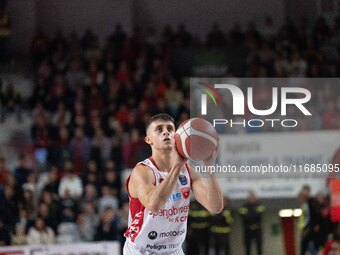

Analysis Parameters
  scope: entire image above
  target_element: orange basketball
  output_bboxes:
[175,118,218,161]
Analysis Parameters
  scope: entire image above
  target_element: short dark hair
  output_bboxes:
[302,184,310,191]
[145,113,175,132]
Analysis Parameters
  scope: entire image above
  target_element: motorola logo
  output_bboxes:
[148,231,158,240]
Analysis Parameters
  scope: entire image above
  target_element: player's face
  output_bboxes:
[145,120,176,150]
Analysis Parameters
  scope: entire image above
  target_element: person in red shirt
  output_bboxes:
[324,236,340,255]
[0,157,10,185]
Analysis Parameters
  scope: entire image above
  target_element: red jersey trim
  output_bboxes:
[124,197,145,243]
[148,157,161,171]
[185,163,193,186]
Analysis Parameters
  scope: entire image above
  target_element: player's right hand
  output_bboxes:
[171,146,186,172]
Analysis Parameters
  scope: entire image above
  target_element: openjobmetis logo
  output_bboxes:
[195,83,312,128]
[195,82,223,115]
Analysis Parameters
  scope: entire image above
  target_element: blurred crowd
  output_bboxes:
[187,186,335,255]
[0,12,339,254]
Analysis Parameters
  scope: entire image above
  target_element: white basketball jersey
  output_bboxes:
[124,157,192,254]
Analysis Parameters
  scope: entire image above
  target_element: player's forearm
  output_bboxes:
[145,166,180,212]
[206,174,224,213]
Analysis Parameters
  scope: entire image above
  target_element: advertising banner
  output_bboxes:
[0,242,120,255]
[215,131,340,198]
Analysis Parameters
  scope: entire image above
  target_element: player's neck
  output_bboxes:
[152,150,172,172]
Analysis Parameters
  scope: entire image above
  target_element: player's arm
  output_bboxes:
[189,149,224,213]
[129,162,183,213]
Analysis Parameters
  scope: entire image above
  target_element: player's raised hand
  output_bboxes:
[203,138,219,167]
[171,144,187,172]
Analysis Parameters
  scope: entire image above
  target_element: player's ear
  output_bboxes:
[145,136,153,145]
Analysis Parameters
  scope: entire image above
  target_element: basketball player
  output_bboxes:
[124,113,223,254]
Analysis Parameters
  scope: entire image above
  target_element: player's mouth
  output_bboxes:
[163,137,171,142]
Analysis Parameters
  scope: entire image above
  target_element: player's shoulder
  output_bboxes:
[130,162,155,182]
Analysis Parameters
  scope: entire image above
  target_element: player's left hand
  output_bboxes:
[203,138,219,166]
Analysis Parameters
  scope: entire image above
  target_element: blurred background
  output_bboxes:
[0,0,339,254]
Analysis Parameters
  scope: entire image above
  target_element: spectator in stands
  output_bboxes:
[27,217,55,244]
[31,113,53,148]
[39,190,59,224]
[0,218,10,246]
[94,207,118,241]
[108,23,126,49]
[58,161,83,199]
[14,154,33,187]
[1,185,19,229]
[323,235,340,255]
[52,44,67,72]
[37,202,58,233]
[65,58,85,87]
[122,128,148,168]
[91,127,112,162]
[115,104,130,127]
[31,30,49,66]
[207,23,225,48]
[175,23,192,47]
[6,172,20,201]
[324,223,340,255]
[51,126,72,169]
[239,192,265,255]
[0,157,10,186]
[22,172,38,197]
[298,185,321,255]
[11,223,27,245]
[51,102,71,127]
[42,166,60,197]
[75,212,95,242]
[82,169,99,193]
[15,208,31,234]
[87,87,104,117]
[20,187,37,221]
[187,199,211,255]
[110,126,124,169]
[81,28,97,50]
[288,50,308,77]
[211,196,234,255]
[98,185,119,214]
[59,189,78,223]
[165,79,183,117]
[314,192,330,251]
[81,183,98,205]
[83,159,100,177]
[80,202,99,237]
[100,162,122,200]
[47,74,67,112]
[1,81,22,122]
[70,127,91,173]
